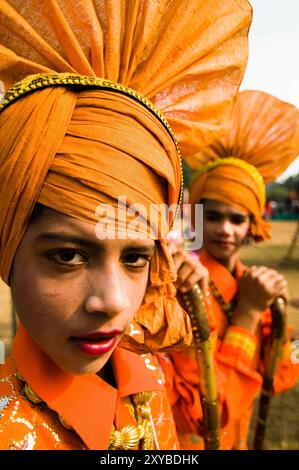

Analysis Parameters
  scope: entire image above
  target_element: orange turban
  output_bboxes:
[189,91,299,241]
[0,1,252,353]
[0,81,188,354]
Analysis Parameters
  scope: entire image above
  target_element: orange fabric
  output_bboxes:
[188,91,299,241]
[0,84,192,354]
[0,0,253,451]
[159,251,299,450]
[0,0,252,158]
[0,87,180,279]
[190,164,271,241]
[0,0,253,355]
[188,91,299,182]
[0,324,179,450]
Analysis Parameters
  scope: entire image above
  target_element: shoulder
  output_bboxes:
[0,357,23,449]
[0,358,83,450]
[0,357,18,404]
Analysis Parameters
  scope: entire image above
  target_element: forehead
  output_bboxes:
[203,199,249,217]
[28,207,156,250]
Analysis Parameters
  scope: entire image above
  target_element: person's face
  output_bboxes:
[202,200,250,264]
[10,208,155,375]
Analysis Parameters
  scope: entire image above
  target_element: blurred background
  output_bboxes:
[242,0,299,225]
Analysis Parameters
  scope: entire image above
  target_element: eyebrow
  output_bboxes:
[204,209,246,218]
[203,210,223,216]
[35,233,98,249]
[124,245,156,254]
[35,232,156,253]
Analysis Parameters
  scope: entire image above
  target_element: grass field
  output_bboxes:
[0,220,298,449]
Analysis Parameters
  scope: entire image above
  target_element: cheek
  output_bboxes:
[202,222,214,241]
[11,263,83,327]
[12,265,42,319]
[125,270,149,318]
[236,224,250,241]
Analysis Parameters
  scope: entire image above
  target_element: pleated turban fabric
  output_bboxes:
[0,0,253,353]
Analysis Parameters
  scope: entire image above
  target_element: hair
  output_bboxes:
[28,203,46,224]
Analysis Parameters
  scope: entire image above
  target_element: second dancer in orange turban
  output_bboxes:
[160,90,299,449]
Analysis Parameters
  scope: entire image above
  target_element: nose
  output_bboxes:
[216,218,233,236]
[84,264,130,317]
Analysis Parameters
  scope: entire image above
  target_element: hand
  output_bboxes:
[232,266,289,333]
[168,243,209,294]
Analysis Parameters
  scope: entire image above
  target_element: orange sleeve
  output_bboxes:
[159,315,299,437]
[272,339,299,393]
[158,326,262,435]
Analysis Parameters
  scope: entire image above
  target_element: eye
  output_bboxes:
[122,253,152,268]
[204,213,221,222]
[47,249,87,266]
[230,215,247,225]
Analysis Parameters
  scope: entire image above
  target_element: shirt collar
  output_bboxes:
[12,324,162,449]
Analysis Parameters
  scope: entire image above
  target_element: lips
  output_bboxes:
[213,240,234,247]
[70,329,122,356]
[76,330,122,340]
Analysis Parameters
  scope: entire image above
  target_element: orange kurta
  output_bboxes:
[159,250,299,449]
[0,325,179,450]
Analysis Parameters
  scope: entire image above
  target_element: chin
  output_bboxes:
[210,248,231,261]
[215,255,230,264]
[65,362,105,376]
[56,354,108,376]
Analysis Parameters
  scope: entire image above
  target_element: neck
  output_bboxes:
[201,249,237,274]
[219,253,237,273]
[97,359,116,388]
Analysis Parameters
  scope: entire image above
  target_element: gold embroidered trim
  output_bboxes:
[190,157,265,208]
[23,384,42,404]
[17,371,154,450]
[223,330,256,359]
[0,373,18,418]
[209,279,236,324]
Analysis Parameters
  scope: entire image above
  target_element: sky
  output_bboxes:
[240,0,299,182]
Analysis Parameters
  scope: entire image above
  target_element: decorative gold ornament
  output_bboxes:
[58,414,73,430]
[224,330,256,359]
[16,370,25,382]
[21,379,73,431]
[23,384,42,404]
[132,391,154,450]
[109,391,155,450]
[19,375,155,450]
[109,424,140,450]
[209,279,235,324]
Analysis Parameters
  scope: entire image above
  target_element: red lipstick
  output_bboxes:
[71,330,122,356]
